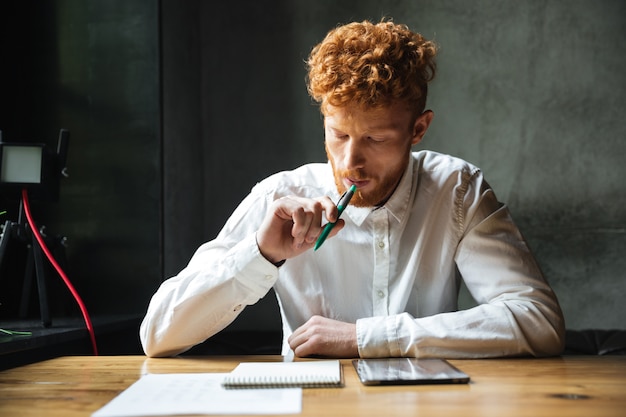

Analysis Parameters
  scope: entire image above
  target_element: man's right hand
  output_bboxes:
[256,195,344,264]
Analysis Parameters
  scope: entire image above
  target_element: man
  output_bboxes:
[140,20,565,359]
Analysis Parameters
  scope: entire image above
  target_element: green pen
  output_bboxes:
[314,184,357,251]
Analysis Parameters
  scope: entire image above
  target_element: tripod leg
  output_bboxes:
[0,221,13,282]
[31,234,52,328]
[19,247,35,318]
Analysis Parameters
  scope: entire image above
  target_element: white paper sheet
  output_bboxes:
[91,373,302,416]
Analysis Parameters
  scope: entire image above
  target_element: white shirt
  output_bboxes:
[140,151,565,358]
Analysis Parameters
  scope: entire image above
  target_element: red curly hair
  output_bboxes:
[307,20,437,115]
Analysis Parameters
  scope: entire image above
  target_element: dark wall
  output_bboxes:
[161,0,300,330]
[0,1,161,318]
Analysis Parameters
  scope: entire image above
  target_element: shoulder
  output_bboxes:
[219,162,334,237]
[251,162,334,199]
[410,151,498,237]
[413,150,480,177]
[411,150,488,203]
[412,150,483,187]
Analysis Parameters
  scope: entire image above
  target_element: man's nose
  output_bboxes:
[344,138,365,169]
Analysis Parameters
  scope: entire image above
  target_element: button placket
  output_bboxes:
[371,209,390,315]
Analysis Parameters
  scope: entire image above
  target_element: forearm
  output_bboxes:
[140,235,278,357]
[356,298,564,359]
[140,277,250,357]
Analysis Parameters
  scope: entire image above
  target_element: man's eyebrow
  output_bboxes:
[364,123,405,133]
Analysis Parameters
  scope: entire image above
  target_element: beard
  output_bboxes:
[326,147,409,208]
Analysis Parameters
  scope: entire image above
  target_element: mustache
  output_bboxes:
[335,169,370,180]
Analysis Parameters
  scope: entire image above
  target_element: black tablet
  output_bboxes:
[352,358,470,386]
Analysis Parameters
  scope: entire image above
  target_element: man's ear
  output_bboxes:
[411,110,434,146]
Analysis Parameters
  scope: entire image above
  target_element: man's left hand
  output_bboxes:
[287,315,359,358]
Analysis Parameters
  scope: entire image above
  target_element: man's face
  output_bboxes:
[324,102,430,207]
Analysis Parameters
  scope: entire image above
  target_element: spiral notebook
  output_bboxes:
[222,360,343,388]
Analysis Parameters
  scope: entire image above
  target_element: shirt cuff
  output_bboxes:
[356,316,399,358]
[223,233,280,298]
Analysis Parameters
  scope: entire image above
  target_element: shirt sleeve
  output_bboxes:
[356,172,565,359]
[140,190,279,358]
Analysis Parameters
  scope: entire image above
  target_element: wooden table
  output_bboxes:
[0,355,624,416]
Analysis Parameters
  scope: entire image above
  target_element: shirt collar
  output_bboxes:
[379,155,414,224]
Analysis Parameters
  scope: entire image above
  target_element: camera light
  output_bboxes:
[0,144,44,184]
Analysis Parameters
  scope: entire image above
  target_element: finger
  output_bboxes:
[289,334,317,358]
[290,206,311,246]
[315,196,339,223]
[326,219,345,239]
[287,327,307,352]
[291,201,325,245]
[292,340,313,358]
[304,205,325,244]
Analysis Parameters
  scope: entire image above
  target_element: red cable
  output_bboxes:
[21,188,98,355]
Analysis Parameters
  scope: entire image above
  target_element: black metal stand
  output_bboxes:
[0,199,65,328]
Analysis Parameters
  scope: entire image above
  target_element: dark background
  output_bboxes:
[1,1,624,348]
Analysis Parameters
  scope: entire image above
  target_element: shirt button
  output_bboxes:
[264,275,273,281]
[378,241,385,249]
[377,290,385,298]
[233,304,243,312]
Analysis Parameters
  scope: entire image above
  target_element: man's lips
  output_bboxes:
[346,178,370,189]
